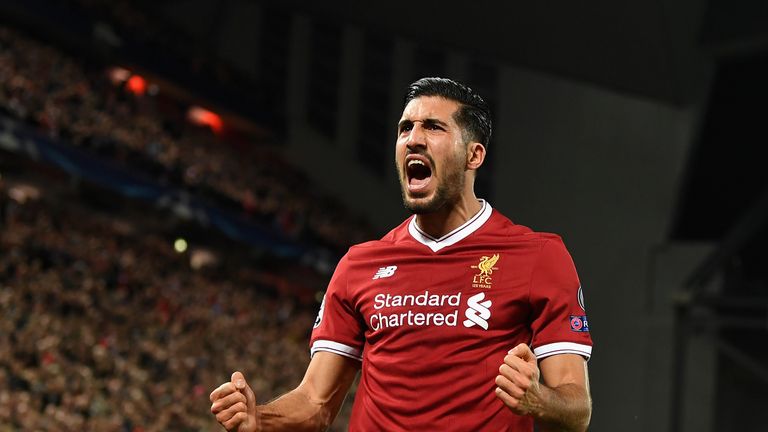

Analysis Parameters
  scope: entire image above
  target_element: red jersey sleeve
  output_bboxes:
[309,253,365,361]
[529,237,593,360]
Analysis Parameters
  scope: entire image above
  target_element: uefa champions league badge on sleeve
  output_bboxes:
[569,315,589,332]
[314,295,326,328]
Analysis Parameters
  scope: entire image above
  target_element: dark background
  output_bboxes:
[1,0,768,430]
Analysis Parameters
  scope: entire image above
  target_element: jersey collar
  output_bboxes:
[408,200,493,252]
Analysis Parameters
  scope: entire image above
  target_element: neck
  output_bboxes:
[415,194,483,238]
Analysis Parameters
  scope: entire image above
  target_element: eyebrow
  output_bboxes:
[398,118,449,131]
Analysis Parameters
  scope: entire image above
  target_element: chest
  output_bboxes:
[348,250,535,342]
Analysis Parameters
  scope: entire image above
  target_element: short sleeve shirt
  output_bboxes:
[311,201,592,431]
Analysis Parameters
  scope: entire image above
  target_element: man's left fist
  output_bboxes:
[494,343,542,416]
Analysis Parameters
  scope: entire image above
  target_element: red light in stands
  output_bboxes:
[127,75,147,95]
[188,106,223,133]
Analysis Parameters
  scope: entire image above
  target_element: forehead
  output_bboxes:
[400,96,461,124]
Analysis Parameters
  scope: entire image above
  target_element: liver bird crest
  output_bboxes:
[477,254,500,276]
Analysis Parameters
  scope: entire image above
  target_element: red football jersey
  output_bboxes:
[310,201,592,431]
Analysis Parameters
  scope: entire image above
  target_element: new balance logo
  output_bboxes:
[463,292,492,330]
[372,266,398,280]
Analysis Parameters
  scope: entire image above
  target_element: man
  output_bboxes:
[210,77,592,431]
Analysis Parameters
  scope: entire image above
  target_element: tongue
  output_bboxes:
[406,160,432,190]
[409,175,430,189]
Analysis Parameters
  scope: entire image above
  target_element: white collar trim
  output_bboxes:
[408,200,493,252]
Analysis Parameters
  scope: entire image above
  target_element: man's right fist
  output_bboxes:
[210,371,259,432]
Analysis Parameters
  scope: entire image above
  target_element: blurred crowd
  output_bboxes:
[0,176,355,431]
[0,10,370,432]
[0,25,375,253]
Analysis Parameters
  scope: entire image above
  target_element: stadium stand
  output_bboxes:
[0,21,361,431]
[0,154,355,431]
[0,25,375,255]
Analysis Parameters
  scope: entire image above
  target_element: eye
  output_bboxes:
[399,122,413,134]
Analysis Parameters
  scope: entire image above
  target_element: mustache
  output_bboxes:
[405,149,435,168]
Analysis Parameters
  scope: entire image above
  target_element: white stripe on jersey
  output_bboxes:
[310,340,363,361]
[534,341,592,361]
[408,200,493,252]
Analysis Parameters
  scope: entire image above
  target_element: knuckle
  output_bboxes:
[226,411,246,428]
[224,413,241,429]
[518,365,531,378]
[517,379,530,391]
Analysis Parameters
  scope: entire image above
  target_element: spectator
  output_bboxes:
[0,173,351,431]
[0,25,375,254]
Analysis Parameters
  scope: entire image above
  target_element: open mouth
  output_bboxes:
[406,157,433,191]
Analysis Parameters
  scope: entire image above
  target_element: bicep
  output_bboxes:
[298,351,360,408]
[539,354,589,392]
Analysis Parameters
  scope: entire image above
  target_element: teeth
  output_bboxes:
[407,160,425,167]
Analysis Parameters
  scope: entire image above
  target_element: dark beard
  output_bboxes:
[399,156,465,215]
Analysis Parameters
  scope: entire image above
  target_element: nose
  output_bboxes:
[405,123,427,150]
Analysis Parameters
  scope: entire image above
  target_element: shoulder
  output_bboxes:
[481,211,577,270]
[487,209,566,246]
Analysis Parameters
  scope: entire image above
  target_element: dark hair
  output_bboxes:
[404,77,492,149]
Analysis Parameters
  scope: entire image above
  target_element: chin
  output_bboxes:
[403,194,443,214]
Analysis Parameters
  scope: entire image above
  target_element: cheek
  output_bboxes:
[394,141,407,160]
[395,138,408,152]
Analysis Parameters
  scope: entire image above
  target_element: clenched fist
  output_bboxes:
[494,343,543,417]
[210,371,259,432]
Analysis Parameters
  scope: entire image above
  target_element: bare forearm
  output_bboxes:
[257,386,343,432]
[255,353,358,432]
[535,383,591,432]
[211,355,358,432]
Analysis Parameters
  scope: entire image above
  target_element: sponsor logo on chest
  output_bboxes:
[367,254,501,332]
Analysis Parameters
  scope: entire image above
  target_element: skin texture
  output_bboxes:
[495,344,592,432]
[209,352,359,432]
[210,95,592,431]
[395,96,486,238]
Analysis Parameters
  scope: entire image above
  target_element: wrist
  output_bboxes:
[528,381,551,420]
[255,405,263,432]
[532,383,590,432]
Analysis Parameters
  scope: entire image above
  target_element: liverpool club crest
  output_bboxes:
[470,254,499,289]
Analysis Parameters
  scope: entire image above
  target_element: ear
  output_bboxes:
[466,142,486,171]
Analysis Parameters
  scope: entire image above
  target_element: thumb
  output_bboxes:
[508,343,536,364]
[231,371,257,409]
